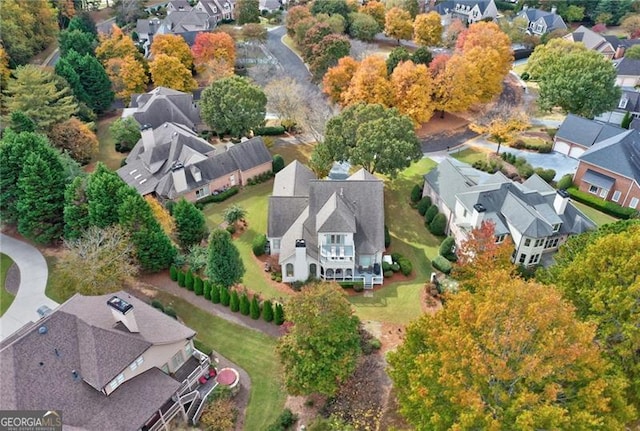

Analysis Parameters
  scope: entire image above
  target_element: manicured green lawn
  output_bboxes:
[153,291,286,431]
[571,201,619,226]
[92,114,124,171]
[450,148,488,165]
[0,253,16,316]
[201,181,288,300]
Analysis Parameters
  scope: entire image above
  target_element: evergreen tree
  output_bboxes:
[220,286,230,306]
[203,280,212,300]
[240,293,250,315]
[230,290,240,312]
[75,52,114,113]
[211,284,222,304]
[206,228,245,288]
[173,198,208,249]
[250,295,261,319]
[178,270,186,287]
[9,111,36,133]
[59,29,96,57]
[86,164,127,228]
[63,176,90,240]
[170,265,178,281]
[67,12,98,39]
[262,299,274,322]
[274,303,285,325]
[194,277,204,295]
[16,150,66,243]
[55,54,89,104]
[185,268,194,291]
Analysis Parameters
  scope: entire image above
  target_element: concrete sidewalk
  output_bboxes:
[0,234,58,341]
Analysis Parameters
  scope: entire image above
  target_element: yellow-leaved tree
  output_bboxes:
[388,277,636,430]
[96,24,140,64]
[149,54,197,92]
[343,55,392,107]
[105,55,149,101]
[384,7,413,44]
[390,60,434,126]
[322,56,360,105]
[151,33,193,71]
[430,54,480,117]
[144,195,174,237]
[470,109,530,154]
[413,11,442,47]
[360,0,386,28]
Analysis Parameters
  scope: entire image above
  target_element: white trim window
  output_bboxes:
[589,185,598,194]
[495,234,506,243]
[552,223,561,232]
[612,191,621,202]
[129,356,144,371]
[600,188,608,198]
[109,373,125,391]
[630,197,639,209]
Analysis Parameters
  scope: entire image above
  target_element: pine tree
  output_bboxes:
[220,286,230,306]
[250,295,261,320]
[194,277,204,295]
[170,265,178,281]
[262,299,274,322]
[86,163,127,228]
[63,176,90,240]
[274,303,285,325]
[211,284,222,304]
[203,280,212,300]
[185,269,194,291]
[240,293,250,315]
[206,229,245,288]
[178,270,186,287]
[173,198,208,249]
[17,150,67,243]
[230,290,240,312]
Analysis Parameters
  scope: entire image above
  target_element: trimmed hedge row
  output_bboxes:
[255,126,286,136]
[246,171,274,186]
[567,186,638,219]
[195,186,239,209]
[432,255,452,274]
[339,281,364,292]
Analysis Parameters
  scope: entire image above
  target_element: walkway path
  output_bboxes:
[0,234,58,341]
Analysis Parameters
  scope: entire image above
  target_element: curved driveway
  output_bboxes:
[0,234,58,341]
[266,26,312,86]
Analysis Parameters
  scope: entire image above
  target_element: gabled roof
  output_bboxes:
[268,196,308,238]
[315,192,357,233]
[615,89,640,113]
[272,160,316,197]
[127,87,201,130]
[565,25,614,52]
[168,0,192,10]
[227,137,272,172]
[615,57,640,77]
[579,129,640,182]
[162,9,212,33]
[435,0,495,15]
[517,7,567,32]
[556,114,626,148]
[423,158,491,209]
[0,292,192,430]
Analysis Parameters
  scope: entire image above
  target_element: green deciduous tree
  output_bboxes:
[564,5,585,22]
[200,76,267,138]
[310,0,352,21]
[173,198,208,249]
[207,229,245,288]
[278,282,361,396]
[109,116,141,153]
[624,44,640,60]
[5,65,78,130]
[324,103,421,178]
[386,46,411,75]
[237,0,260,24]
[309,143,334,179]
[348,13,380,42]
[526,38,588,80]
[223,205,246,227]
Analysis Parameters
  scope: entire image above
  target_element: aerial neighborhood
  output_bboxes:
[0,0,639,430]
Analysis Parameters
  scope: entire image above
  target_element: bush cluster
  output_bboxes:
[195,187,239,209]
[424,204,446,236]
[265,409,298,431]
[410,184,423,204]
[252,234,268,256]
[384,253,413,277]
[432,255,452,274]
[500,152,556,183]
[255,126,286,136]
[246,171,275,186]
[339,281,365,290]
[557,174,573,190]
[439,236,457,262]
[472,158,503,174]
[567,186,638,219]
[511,139,552,153]
[193,339,213,356]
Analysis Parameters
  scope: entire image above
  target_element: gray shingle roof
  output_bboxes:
[556,114,626,148]
[424,158,491,209]
[435,0,494,15]
[228,137,272,171]
[567,25,613,52]
[582,169,616,189]
[579,129,640,182]
[272,160,316,197]
[615,57,640,76]
[518,8,567,32]
[268,196,308,238]
[128,87,201,130]
[315,192,357,233]
[0,292,193,430]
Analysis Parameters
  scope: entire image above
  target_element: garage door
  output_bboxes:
[554,141,570,156]
[569,146,585,159]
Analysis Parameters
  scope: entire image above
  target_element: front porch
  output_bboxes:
[319,264,383,289]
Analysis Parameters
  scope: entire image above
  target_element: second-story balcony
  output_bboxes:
[320,245,354,261]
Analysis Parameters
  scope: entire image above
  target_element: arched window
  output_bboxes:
[285,263,294,277]
[326,268,334,278]
[309,263,317,277]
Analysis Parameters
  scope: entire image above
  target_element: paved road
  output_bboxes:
[266,26,313,87]
[0,234,59,341]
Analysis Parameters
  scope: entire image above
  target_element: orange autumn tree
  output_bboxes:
[390,60,434,126]
[96,24,140,64]
[151,34,193,70]
[452,220,514,292]
[388,278,636,430]
[430,54,480,117]
[191,32,236,74]
[343,55,392,107]
[149,54,197,92]
[105,55,149,101]
[413,11,442,47]
[384,7,413,44]
[322,56,360,105]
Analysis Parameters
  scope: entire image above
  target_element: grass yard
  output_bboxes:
[571,201,619,226]
[450,147,488,165]
[152,291,286,431]
[91,114,124,171]
[271,142,315,165]
[0,253,16,316]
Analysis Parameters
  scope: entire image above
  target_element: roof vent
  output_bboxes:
[72,370,80,381]
[473,203,486,213]
[38,326,48,335]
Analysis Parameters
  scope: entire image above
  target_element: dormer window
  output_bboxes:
[552,223,561,232]
[619,96,629,109]
[495,234,506,243]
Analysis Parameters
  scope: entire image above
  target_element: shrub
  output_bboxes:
[250,295,261,319]
[398,257,413,276]
[170,265,178,281]
[256,125,286,135]
[194,277,204,295]
[410,184,423,204]
[384,224,391,248]
[382,261,392,272]
[368,338,381,351]
[204,280,212,300]
[265,409,298,431]
[383,270,393,278]
[557,174,573,190]
[272,154,285,173]
[193,339,213,356]
[164,306,177,319]
[425,205,439,224]
[417,196,432,216]
[151,300,164,311]
[211,284,221,303]
[432,255,452,274]
[185,269,194,291]
[520,71,530,80]
[263,299,274,322]
[534,167,556,184]
[429,213,447,236]
[567,186,638,219]
[439,236,457,262]
[177,270,186,287]
[240,293,250,315]
[516,163,534,179]
[195,186,239,208]
[220,286,231,306]
[252,234,268,256]
[230,290,240,312]
[226,225,236,235]
[390,252,401,262]
[274,303,285,325]
[291,280,304,291]
[391,262,400,272]
[275,275,282,283]
[353,283,364,292]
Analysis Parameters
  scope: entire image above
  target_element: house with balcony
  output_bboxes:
[0,292,217,431]
[434,0,498,25]
[423,158,595,267]
[574,129,640,210]
[117,122,272,202]
[267,161,386,288]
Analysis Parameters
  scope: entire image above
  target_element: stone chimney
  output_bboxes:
[140,124,155,152]
[554,189,570,215]
[471,203,486,228]
[171,161,188,193]
[107,296,139,333]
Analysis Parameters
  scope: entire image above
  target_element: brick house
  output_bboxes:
[553,114,627,159]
